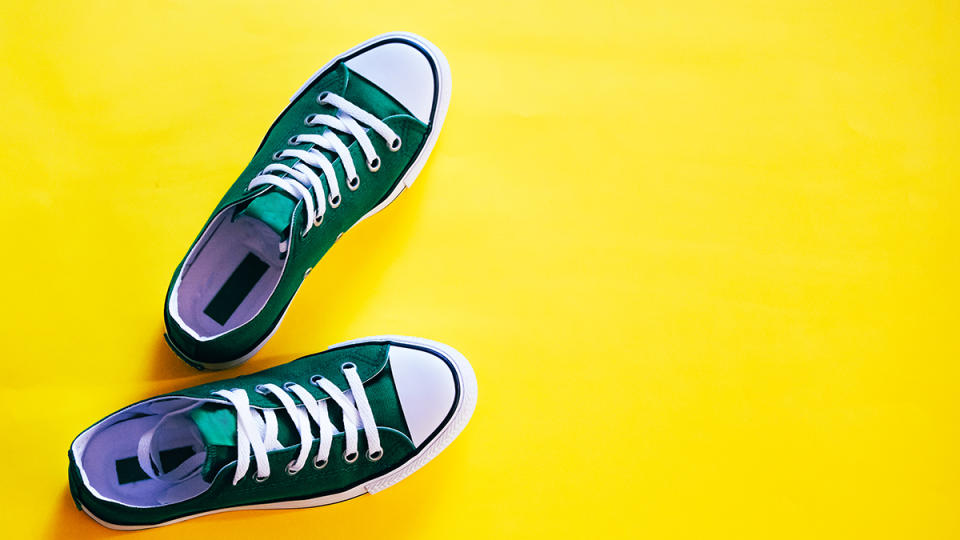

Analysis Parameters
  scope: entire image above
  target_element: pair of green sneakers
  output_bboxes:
[68,32,477,529]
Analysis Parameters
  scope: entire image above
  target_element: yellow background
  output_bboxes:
[0,1,957,538]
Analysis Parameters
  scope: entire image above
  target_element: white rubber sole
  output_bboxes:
[82,335,478,530]
[171,32,452,370]
[349,32,452,226]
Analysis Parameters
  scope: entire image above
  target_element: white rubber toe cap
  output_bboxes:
[388,344,457,446]
[344,40,438,123]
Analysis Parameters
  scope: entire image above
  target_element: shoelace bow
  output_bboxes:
[137,363,383,486]
[249,91,402,240]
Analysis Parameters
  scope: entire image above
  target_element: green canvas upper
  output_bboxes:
[67,341,455,528]
[164,56,436,367]
[187,356,413,482]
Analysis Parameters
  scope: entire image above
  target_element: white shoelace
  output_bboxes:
[136,403,207,484]
[248,92,402,239]
[137,363,383,486]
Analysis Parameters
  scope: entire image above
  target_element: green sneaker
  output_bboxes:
[163,32,451,369]
[68,336,477,529]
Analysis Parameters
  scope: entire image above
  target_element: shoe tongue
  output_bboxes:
[190,402,311,482]
[189,404,241,482]
[235,191,296,236]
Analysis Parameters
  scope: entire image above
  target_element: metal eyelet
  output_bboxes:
[304,114,316,126]
[282,381,296,390]
[254,474,269,483]
[347,177,360,191]
[285,462,300,476]
[309,375,323,386]
[313,458,327,470]
[272,151,284,160]
[343,451,358,464]
[341,362,356,373]
[317,91,330,103]
[366,449,383,462]
[389,138,402,152]
[254,384,269,395]
[288,136,300,145]
[367,157,380,172]
[328,194,341,208]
